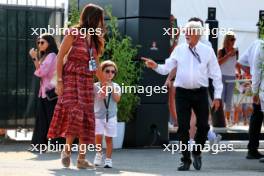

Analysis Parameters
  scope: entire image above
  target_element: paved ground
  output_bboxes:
[0,142,264,176]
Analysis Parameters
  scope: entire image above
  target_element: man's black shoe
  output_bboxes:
[177,161,191,171]
[246,150,264,159]
[192,154,202,170]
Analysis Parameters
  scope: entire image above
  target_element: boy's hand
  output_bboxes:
[98,92,106,99]
[141,57,158,69]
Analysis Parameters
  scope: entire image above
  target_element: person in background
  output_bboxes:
[251,32,264,163]
[0,129,6,137]
[217,31,239,126]
[237,21,264,160]
[166,15,179,129]
[241,73,253,126]
[188,17,222,147]
[93,60,121,168]
[28,33,58,150]
[47,4,106,169]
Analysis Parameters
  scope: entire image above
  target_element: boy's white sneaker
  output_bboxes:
[104,158,112,168]
[93,153,103,166]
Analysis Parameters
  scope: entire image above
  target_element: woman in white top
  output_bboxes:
[218,31,239,125]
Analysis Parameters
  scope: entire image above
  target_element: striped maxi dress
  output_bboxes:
[47,31,97,144]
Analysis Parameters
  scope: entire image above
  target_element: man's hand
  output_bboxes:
[211,99,221,111]
[141,57,158,69]
[253,94,260,104]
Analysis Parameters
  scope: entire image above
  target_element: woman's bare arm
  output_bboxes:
[218,50,230,65]
[56,35,74,80]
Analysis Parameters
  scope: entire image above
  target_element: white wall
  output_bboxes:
[171,0,264,54]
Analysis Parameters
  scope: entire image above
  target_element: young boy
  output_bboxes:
[93,60,121,168]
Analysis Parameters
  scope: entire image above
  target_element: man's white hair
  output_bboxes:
[184,21,204,35]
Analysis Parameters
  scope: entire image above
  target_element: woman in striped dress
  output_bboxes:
[47,4,106,169]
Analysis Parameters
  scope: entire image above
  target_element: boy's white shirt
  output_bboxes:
[94,81,121,120]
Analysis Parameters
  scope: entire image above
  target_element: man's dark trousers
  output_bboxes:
[248,103,264,151]
[176,87,210,162]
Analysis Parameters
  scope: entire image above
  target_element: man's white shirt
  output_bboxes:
[251,40,264,94]
[238,39,263,75]
[238,39,264,95]
[154,41,223,99]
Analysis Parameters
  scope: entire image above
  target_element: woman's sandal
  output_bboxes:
[77,159,95,169]
[61,151,71,168]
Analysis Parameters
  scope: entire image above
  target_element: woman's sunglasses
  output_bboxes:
[230,38,236,42]
[104,69,116,74]
[37,41,45,45]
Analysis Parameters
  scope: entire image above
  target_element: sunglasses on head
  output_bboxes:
[37,41,45,45]
[104,69,116,74]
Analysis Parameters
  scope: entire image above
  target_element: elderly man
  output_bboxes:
[142,21,223,171]
[237,17,264,162]
[238,25,264,162]
[251,38,264,164]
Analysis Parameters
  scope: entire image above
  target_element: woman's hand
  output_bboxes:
[141,57,158,69]
[29,48,38,59]
[227,49,236,57]
[55,82,64,96]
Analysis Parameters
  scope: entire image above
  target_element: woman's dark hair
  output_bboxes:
[78,3,105,57]
[37,33,58,58]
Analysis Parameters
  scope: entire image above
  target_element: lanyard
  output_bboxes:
[189,46,201,63]
[85,38,97,71]
[89,47,94,59]
[103,91,112,122]
[85,38,93,58]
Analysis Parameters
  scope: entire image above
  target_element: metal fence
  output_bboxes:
[0,2,65,128]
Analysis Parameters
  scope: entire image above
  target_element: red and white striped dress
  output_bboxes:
[47,31,96,144]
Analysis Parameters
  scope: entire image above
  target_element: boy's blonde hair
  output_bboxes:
[101,60,118,73]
